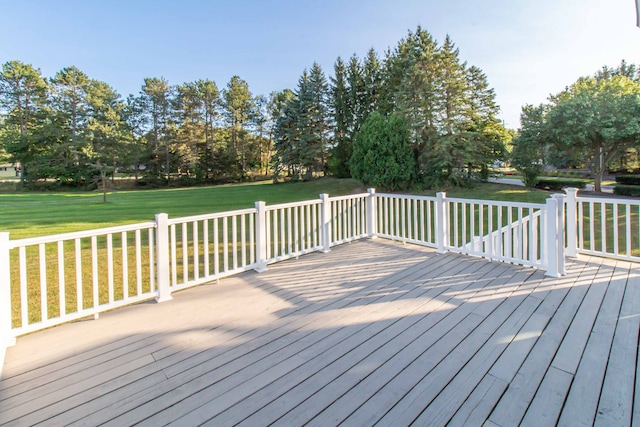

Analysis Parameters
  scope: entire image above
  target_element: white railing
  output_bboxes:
[167,208,258,292]
[565,188,640,262]
[3,222,157,337]
[374,193,438,248]
[445,197,546,268]
[265,200,322,263]
[0,189,571,375]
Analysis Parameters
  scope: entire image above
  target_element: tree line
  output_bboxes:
[0,26,510,191]
[511,61,640,192]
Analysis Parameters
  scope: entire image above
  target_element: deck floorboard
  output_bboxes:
[1,239,638,427]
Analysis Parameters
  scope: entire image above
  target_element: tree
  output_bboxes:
[0,61,48,186]
[350,111,415,190]
[86,79,126,200]
[223,76,253,176]
[511,104,548,187]
[139,77,173,183]
[49,66,92,183]
[546,75,640,191]
[329,57,351,177]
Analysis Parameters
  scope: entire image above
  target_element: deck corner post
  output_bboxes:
[552,193,567,275]
[436,192,448,253]
[564,188,578,258]
[155,213,173,303]
[367,188,377,240]
[255,201,269,272]
[320,194,332,253]
[544,198,561,277]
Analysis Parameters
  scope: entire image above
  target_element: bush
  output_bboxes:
[534,178,587,190]
[615,175,640,185]
[614,185,640,196]
[350,112,416,191]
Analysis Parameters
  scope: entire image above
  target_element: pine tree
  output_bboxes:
[329,57,351,177]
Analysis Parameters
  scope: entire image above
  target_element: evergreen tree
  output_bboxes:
[0,60,48,186]
[139,77,173,183]
[49,66,92,183]
[222,75,253,177]
[329,57,351,177]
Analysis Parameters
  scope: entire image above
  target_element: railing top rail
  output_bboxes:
[374,193,436,202]
[8,221,157,249]
[444,197,545,209]
[328,193,370,202]
[265,199,323,211]
[574,195,640,205]
[167,208,257,225]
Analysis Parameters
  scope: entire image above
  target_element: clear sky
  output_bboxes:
[1,0,639,128]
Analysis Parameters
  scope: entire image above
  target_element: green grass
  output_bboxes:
[0,178,367,239]
[1,180,555,239]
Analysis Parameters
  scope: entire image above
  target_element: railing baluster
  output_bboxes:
[75,239,82,312]
[223,217,229,272]
[91,236,98,309]
[250,212,255,264]
[577,201,583,250]
[170,224,177,286]
[148,228,155,291]
[589,201,595,252]
[627,204,632,257]
[135,230,142,296]
[613,203,619,255]
[57,241,65,317]
[203,220,209,276]
[19,247,27,327]
[121,231,128,300]
[39,244,47,321]
[182,222,188,284]
[232,215,238,270]
[107,234,114,304]
[193,221,200,280]
[240,214,247,266]
[213,218,219,275]
[601,202,606,253]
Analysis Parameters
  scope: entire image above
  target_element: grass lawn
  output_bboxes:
[0,179,556,239]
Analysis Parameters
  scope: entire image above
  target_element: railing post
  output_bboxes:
[367,188,377,239]
[320,194,332,253]
[564,188,578,258]
[155,213,173,302]
[544,198,561,277]
[552,193,567,275]
[255,201,269,272]
[436,192,448,254]
[0,232,15,348]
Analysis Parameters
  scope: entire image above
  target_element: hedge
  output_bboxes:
[615,175,640,185]
[534,178,587,191]
[614,185,640,196]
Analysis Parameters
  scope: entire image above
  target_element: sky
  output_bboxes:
[1,0,639,129]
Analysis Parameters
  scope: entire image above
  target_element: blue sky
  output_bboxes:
[1,0,639,128]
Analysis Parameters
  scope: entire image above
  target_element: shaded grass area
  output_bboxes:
[1,178,366,239]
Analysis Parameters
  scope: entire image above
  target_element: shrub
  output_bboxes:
[534,178,587,191]
[615,175,640,185]
[614,185,640,196]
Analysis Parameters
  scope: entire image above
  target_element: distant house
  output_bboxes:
[0,163,18,177]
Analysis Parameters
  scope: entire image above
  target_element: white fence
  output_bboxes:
[0,189,582,366]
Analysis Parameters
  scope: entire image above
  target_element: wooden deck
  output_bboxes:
[1,239,639,426]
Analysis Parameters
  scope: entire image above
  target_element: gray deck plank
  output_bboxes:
[134,250,486,426]
[412,258,588,426]
[308,269,536,426]
[203,254,496,426]
[557,261,630,426]
[595,263,640,427]
[485,256,603,426]
[0,239,637,427]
